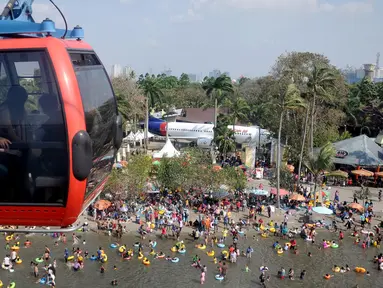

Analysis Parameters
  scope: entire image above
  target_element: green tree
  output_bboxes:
[307,65,337,154]
[179,73,190,86]
[304,142,335,204]
[105,154,152,199]
[215,125,236,156]
[111,76,145,123]
[274,82,306,208]
[202,75,234,128]
[138,75,164,108]
[225,93,250,132]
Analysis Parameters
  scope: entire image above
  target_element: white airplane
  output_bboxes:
[147,117,271,148]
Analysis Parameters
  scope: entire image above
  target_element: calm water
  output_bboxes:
[0,230,380,288]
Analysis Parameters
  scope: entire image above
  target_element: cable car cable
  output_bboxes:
[48,0,67,39]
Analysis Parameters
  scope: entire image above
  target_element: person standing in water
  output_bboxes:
[200,269,205,284]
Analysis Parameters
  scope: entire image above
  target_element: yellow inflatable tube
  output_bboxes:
[207,251,215,257]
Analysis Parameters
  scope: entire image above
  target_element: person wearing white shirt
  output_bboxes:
[3,256,10,267]
[10,251,16,262]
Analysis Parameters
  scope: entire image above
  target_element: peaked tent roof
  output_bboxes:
[331,134,383,166]
[153,138,180,158]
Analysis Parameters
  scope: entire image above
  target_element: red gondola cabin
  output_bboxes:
[0,37,122,227]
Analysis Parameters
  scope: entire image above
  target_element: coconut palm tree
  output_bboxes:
[307,65,336,154]
[275,83,306,208]
[215,125,236,157]
[225,93,250,133]
[139,76,164,108]
[304,141,335,205]
[202,75,234,128]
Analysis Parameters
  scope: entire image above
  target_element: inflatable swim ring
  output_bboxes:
[150,250,156,255]
[222,251,229,259]
[171,257,179,263]
[8,282,15,288]
[90,256,97,260]
[157,254,165,259]
[39,278,46,284]
[171,246,178,252]
[100,254,108,263]
[196,245,206,250]
[332,267,340,272]
[261,233,268,238]
[24,241,31,246]
[238,230,244,235]
[0,280,2,287]
[143,259,150,265]
[5,235,12,241]
[331,243,339,248]
[10,246,19,251]
[134,243,140,247]
[35,257,44,263]
[9,268,14,273]
[277,248,283,255]
[178,249,186,254]
[138,253,144,260]
[215,274,224,281]
[15,258,22,264]
[118,246,126,253]
[110,244,118,248]
[1,264,8,270]
[269,228,276,233]
[207,251,215,257]
[324,275,330,280]
[355,267,366,273]
[152,241,157,248]
[217,243,225,248]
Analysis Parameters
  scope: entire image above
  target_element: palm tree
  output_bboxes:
[275,83,306,208]
[307,65,336,154]
[215,125,236,157]
[304,142,335,205]
[297,93,309,186]
[139,76,164,108]
[202,75,234,129]
[225,93,250,133]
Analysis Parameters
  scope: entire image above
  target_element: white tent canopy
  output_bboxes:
[153,138,180,158]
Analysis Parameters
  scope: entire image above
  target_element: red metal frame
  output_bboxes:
[0,37,93,226]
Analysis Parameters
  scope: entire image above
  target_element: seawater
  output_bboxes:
[0,231,380,288]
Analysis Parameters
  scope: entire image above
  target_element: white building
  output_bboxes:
[122,66,133,77]
[110,64,122,78]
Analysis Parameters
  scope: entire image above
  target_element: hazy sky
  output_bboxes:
[29,0,381,78]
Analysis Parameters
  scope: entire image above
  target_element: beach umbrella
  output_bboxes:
[348,202,364,212]
[250,189,269,196]
[289,193,305,201]
[312,206,333,215]
[270,188,289,196]
[152,160,161,166]
[351,169,374,177]
[94,199,111,210]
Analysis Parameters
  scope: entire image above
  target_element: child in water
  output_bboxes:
[100,266,105,273]
[245,265,250,272]
[300,270,306,280]
[200,270,205,284]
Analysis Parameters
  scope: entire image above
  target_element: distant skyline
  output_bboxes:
[29,0,382,78]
